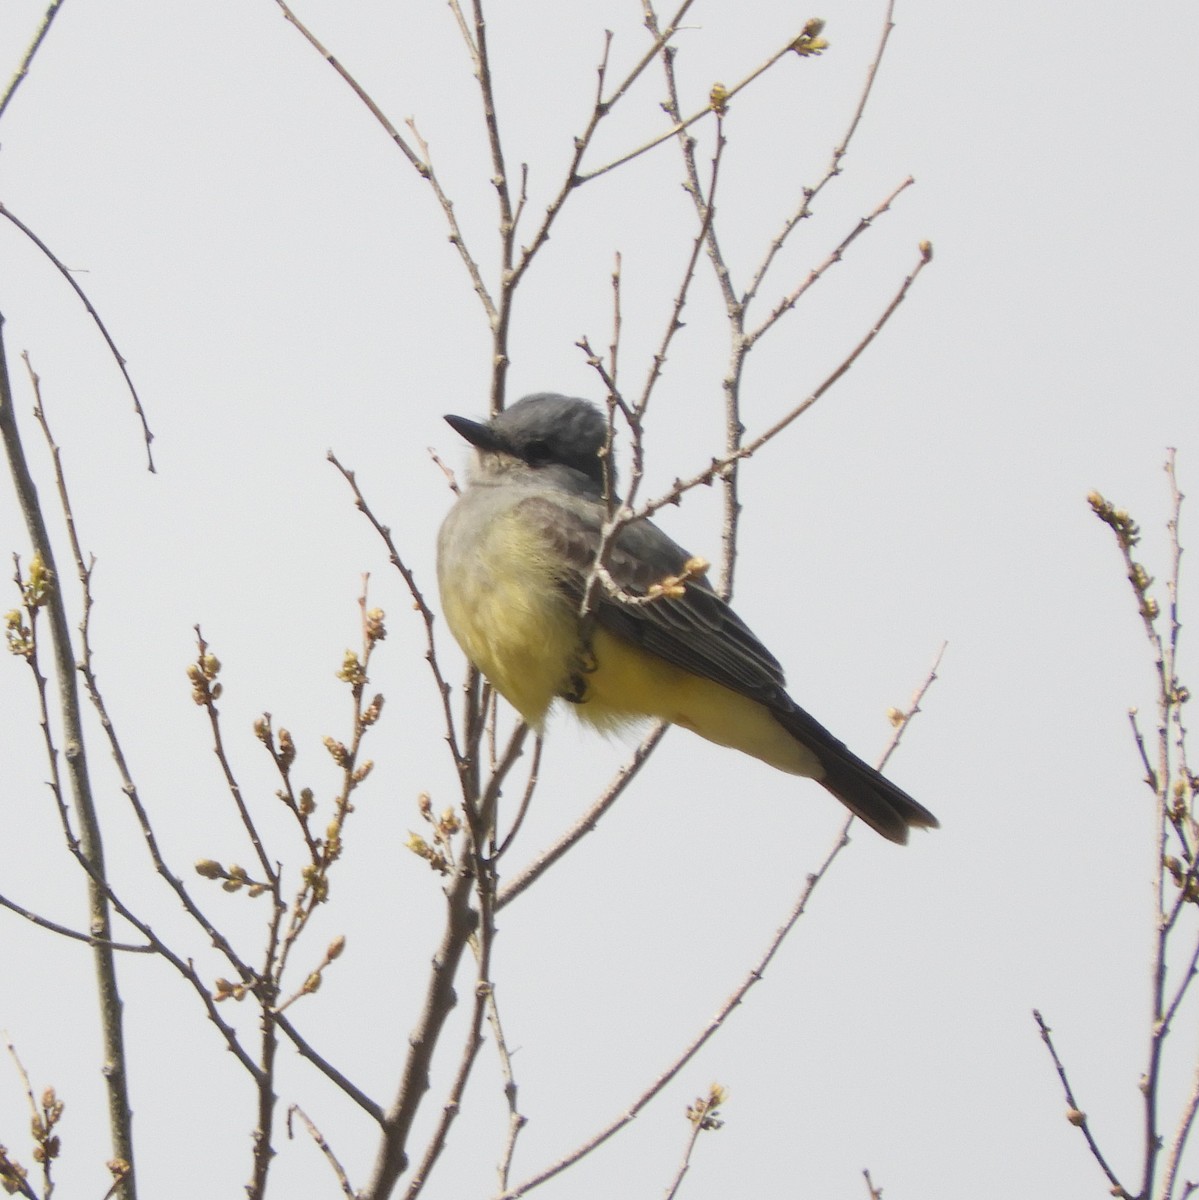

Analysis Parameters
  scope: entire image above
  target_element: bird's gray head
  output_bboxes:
[445,393,612,495]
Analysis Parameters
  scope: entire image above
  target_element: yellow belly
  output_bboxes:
[579,628,824,780]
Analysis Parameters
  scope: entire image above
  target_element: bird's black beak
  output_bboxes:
[444,413,507,454]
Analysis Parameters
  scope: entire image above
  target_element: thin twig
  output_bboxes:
[0,207,154,470]
[634,156,716,421]
[494,734,543,860]
[404,115,499,324]
[1166,1044,1199,1200]
[328,451,462,767]
[497,724,668,910]
[489,982,527,1193]
[608,0,698,114]
[444,0,476,56]
[747,176,916,345]
[6,1039,55,1200]
[288,1105,358,1199]
[25,355,251,961]
[465,0,515,410]
[1032,1009,1128,1197]
[662,1091,720,1200]
[270,1,498,324]
[647,24,743,593]
[270,0,424,172]
[276,1013,383,1121]
[0,893,152,952]
[192,629,277,883]
[505,0,696,299]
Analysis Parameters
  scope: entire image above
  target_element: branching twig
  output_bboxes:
[747,176,916,345]
[744,0,899,309]
[270,1,498,325]
[498,824,832,1196]
[498,648,943,1198]
[22,354,392,1153]
[1087,463,1195,1198]
[634,242,933,529]
[580,26,815,184]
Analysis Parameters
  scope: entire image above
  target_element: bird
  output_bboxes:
[436,393,937,844]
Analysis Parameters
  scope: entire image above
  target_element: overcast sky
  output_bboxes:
[0,2,1197,1197]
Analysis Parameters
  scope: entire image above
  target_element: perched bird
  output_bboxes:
[436,393,937,844]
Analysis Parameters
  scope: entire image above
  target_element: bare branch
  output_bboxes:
[0,317,138,1199]
[270,0,424,172]
[364,866,477,1199]
[276,1013,383,1121]
[0,0,69,126]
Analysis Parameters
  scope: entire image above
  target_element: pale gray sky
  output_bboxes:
[0,2,1196,1197]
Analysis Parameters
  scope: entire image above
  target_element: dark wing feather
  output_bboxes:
[518,494,788,705]
[517,494,939,843]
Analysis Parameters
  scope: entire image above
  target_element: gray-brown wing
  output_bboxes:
[518,494,788,704]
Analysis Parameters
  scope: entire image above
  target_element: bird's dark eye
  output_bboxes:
[524,438,552,465]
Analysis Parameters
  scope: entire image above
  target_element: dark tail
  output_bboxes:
[773,703,938,845]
